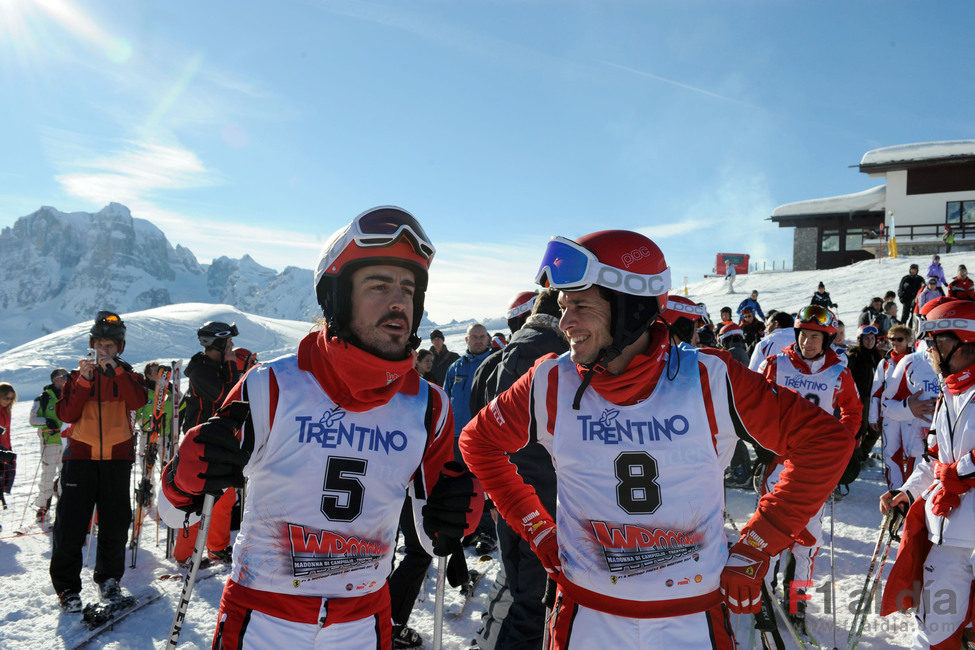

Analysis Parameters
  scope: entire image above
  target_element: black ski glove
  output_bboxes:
[422,461,482,557]
[192,401,251,494]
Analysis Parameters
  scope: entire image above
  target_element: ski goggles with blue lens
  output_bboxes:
[352,207,435,259]
[534,236,670,297]
[796,304,836,328]
[858,325,879,336]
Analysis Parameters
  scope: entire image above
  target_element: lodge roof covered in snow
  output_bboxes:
[770,185,886,223]
[859,139,975,173]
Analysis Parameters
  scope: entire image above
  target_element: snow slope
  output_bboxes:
[0,249,957,648]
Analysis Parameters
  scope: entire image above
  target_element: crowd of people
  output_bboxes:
[5,205,975,649]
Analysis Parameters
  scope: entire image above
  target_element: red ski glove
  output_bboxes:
[931,460,975,516]
[523,512,561,576]
[720,534,771,614]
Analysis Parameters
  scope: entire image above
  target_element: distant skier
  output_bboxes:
[724,257,736,293]
[926,254,948,288]
[737,289,765,321]
[914,277,946,314]
[948,264,975,301]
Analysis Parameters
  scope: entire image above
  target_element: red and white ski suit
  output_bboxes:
[160,330,457,649]
[759,345,861,590]
[460,324,853,649]
[883,363,975,649]
[872,350,939,488]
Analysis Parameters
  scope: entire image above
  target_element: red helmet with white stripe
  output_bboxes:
[662,295,707,326]
[920,300,975,343]
[507,291,538,320]
[718,323,744,342]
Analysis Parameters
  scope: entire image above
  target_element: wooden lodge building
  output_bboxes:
[771,140,975,270]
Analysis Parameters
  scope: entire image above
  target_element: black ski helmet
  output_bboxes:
[89,310,126,352]
[198,321,238,351]
[314,206,435,351]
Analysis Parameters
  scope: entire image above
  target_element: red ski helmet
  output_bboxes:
[507,291,538,320]
[919,296,956,318]
[718,323,744,342]
[920,300,975,344]
[793,304,837,352]
[662,295,707,326]
[535,230,670,370]
[315,206,435,349]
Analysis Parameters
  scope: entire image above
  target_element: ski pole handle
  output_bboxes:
[167,493,216,649]
[433,554,447,650]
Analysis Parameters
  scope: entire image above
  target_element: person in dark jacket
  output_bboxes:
[427,329,459,387]
[897,263,925,323]
[718,323,750,365]
[173,321,252,565]
[811,282,837,309]
[469,292,538,416]
[739,306,765,354]
[471,289,567,650]
[858,296,885,327]
[847,325,883,462]
[51,311,147,612]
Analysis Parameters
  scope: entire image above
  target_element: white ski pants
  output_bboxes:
[911,543,975,649]
[34,442,62,509]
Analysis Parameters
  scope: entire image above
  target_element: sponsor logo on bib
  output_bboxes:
[295,411,408,454]
[590,520,704,577]
[578,408,689,444]
[287,523,388,579]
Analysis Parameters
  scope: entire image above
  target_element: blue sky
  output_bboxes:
[1,1,972,324]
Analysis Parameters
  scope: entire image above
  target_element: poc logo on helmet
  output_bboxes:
[595,266,667,296]
[621,246,653,269]
[923,318,975,333]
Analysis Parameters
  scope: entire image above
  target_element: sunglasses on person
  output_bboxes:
[535,236,670,296]
[889,336,907,342]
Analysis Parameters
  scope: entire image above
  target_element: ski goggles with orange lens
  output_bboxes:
[796,305,835,327]
[352,207,435,259]
[95,311,122,324]
[535,236,670,297]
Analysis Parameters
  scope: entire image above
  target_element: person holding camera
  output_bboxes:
[50,311,147,612]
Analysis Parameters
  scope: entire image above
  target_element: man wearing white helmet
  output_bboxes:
[161,207,482,649]
[461,230,852,648]
[881,299,975,649]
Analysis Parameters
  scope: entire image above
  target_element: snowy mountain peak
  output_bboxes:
[0,204,320,352]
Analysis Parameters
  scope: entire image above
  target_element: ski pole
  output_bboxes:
[849,507,905,650]
[167,493,216,649]
[830,492,837,650]
[85,511,97,568]
[541,576,557,650]
[846,509,893,648]
[16,449,42,531]
[433,554,446,650]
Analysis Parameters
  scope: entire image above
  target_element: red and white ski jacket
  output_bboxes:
[759,345,862,441]
[868,350,907,426]
[879,350,939,429]
[460,324,852,617]
[160,329,456,599]
[901,363,975,546]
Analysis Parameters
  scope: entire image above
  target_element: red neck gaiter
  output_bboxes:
[297,328,419,412]
[945,360,975,395]
[581,323,670,406]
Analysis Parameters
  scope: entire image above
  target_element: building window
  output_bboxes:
[907,162,975,195]
[821,229,840,252]
[846,230,864,250]
[947,201,975,225]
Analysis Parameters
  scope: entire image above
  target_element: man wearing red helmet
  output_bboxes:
[661,295,707,347]
[757,305,861,631]
[160,207,482,649]
[881,298,975,649]
[460,231,852,648]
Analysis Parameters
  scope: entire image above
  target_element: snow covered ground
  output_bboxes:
[0,248,959,648]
